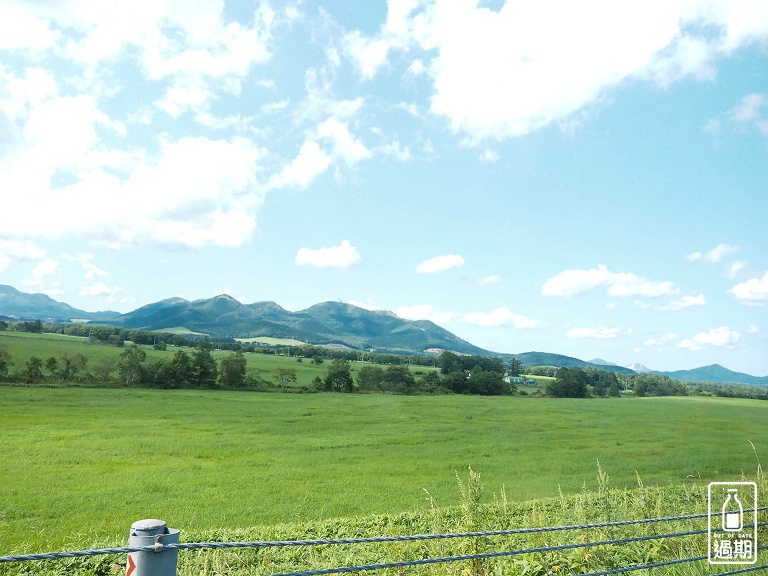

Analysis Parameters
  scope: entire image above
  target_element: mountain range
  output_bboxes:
[0,284,766,386]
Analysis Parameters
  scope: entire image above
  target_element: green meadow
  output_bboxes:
[0,332,366,388]
[1,387,766,558]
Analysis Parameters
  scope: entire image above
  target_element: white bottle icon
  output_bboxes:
[722,488,743,532]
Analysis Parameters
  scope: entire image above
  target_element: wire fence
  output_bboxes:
[1,507,766,575]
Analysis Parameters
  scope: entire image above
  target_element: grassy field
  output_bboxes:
[0,332,436,388]
[1,387,766,558]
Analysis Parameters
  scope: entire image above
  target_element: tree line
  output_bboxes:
[2,322,766,399]
[306,351,514,395]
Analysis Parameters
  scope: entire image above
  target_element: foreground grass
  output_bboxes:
[1,470,765,575]
[1,388,766,558]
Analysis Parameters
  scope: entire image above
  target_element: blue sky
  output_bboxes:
[1,0,766,375]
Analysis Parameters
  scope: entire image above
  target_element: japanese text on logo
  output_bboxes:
[708,482,758,565]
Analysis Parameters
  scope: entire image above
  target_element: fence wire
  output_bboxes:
[1,507,766,575]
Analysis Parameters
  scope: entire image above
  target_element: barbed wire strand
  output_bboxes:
[244,527,738,576]
[0,509,764,569]
[709,563,768,576]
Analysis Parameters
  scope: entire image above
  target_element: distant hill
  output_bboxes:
[109,295,491,356]
[514,351,636,375]
[0,284,119,322]
[656,364,768,386]
[626,363,653,373]
[1,284,766,385]
[589,358,618,366]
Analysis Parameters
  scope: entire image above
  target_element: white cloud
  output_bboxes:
[377,139,413,162]
[656,293,707,312]
[0,4,286,250]
[0,5,56,52]
[644,333,679,346]
[566,326,623,340]
[316,118,372,166]
[80,282,121,300]
[542,265,614,296]
[687,243,737,262]
[31,259,59,279]
[79,254,109,280]
[542,264,677,298]
[269,140,333,189]
[344,1,768,141]
[1,1,279,129]
[261,99,290,114]
[22,259,60,289]
[686,244,748,279]
[678,326,741,350]
[729,93,765,123]
[724,261,747,279]
[479,149,499,164]
[1,77,265,249]
[342,0,419,79]
[344,32,391,79]
[0,240,46,263]
[730,271,768,306]
[295,240,360,269]
[607,275,678,297]
[463,307,538,328]
[416,254,465,273]
[477,275,500,285]
[397,304,456,324]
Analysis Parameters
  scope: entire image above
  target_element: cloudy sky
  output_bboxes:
[1,0,767,375]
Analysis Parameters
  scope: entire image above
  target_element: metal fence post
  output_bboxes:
[126,519,179,576]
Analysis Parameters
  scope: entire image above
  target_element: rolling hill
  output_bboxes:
[655,364,768,386]
[1,284,766,385]
[0,284,119,322]
[513,352,637,375]
[107,294,492,356]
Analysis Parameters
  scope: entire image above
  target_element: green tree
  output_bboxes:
[0,344,12,381]
[356,365,385,391]
[437,351,463,375]
[323,358,354,392]
[90,357,118,385]
[118,344,146,386]
[508,358,523,377]
[443,370,469,394]
[419,371,442,393]
[219,351,247,388]
[467,369,506,395]
[192,339,218,388]
[170,350,193,388]
[547,367,588,398]
[108,334,124,347]
[59,352,88,381]
[45,356,60,379]
[273,367,298,387]
[383,365,416,394]
[23,356,45,383]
